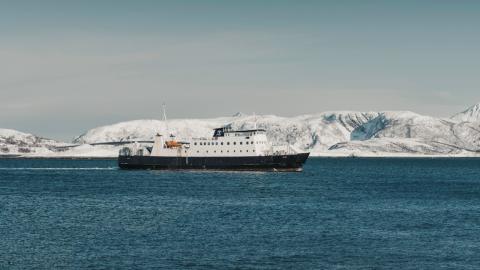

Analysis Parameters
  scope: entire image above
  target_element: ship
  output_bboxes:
[118,126,309,171]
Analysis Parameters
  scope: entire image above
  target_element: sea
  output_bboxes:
[0,157,480,269]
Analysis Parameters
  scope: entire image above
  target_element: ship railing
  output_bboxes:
[271,144,297,156]
[119,143,151,157]
[119,147,132,157]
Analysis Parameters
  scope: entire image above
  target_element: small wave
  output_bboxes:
[0,167,117,171]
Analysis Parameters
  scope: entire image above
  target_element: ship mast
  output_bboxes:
[162,103,175,139]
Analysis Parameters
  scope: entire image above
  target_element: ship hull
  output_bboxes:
[118,153,309,171]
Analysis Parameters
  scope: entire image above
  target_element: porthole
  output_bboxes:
[194,142,197,145]
[233,142,236,145]
[221,142,224,145]
[246,142,249,145]
[240,142,243,145]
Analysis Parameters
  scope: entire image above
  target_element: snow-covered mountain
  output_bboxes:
[452,103,480,122]
[3,103,480,157]
[0,129,65,156]
[72,104,480,157]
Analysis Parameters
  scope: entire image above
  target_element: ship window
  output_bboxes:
[246,142,249,145]
[227,142,230,145]
[233,142,236,145]
[253,150,255,152]
[221,142,224,145]
[214,150,216,153]
[206,150,208,153]
[240,142,243,145]
[216,142,218,145]
[246,150,248,152]
[194,142,197,145]
[240,150,242,152]
[197,151,199,153]
[221,150,223,153]
[208,142,211,145]
[233,150,236,152]
[227,150,229,153]
[251,141,254,144]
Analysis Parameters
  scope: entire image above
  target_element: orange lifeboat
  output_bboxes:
[165,140,182,148]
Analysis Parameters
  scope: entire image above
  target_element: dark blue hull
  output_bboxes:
[118,153,309,171]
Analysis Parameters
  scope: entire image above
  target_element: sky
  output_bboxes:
[1,0,479,141]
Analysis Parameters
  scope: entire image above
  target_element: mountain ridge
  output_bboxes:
[2,103,480,157]
[451,102,480,122]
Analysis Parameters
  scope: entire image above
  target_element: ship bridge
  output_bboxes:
[213,127,266,138]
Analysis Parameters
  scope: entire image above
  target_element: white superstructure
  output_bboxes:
[122,127,298,158]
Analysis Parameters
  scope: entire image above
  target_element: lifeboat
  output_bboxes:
[165,140,182,148]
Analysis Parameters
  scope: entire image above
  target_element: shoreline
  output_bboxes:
[0,156,117,160]
[1,155,480,160]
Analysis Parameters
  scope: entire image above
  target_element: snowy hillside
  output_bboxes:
[73,117,234,144]
[73,104,480,157]
[3,103,480,157]
[452,103,480,122]
[0,129,65,156]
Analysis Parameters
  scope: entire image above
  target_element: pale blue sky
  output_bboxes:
[1,0,479,140]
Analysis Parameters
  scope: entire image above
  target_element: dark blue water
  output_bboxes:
[1,158,480,269]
